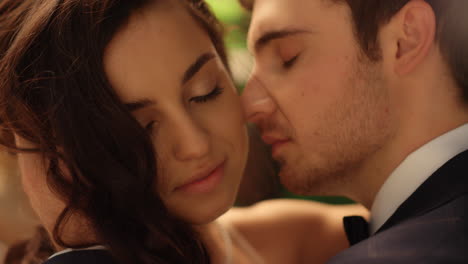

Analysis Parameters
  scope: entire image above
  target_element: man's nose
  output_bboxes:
[241,76,276,124]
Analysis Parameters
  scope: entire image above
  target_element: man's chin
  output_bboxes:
[278,165,313,195]
[278,163,340,196]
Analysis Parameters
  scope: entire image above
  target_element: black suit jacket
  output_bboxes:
[327,150,468,264]
[43,250,116,264]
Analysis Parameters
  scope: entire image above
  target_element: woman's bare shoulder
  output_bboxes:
[219,199,369,264]
[221,199,368,227]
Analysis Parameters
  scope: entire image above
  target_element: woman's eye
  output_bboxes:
[145,120,157,133]
[190,86,224,103]
[283,54,300,69]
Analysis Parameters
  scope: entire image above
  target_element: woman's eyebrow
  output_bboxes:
[125,99,155,112]
[123,52,216,112]
[182,52,216,84]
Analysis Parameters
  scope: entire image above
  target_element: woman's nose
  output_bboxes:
[171,117,211,162]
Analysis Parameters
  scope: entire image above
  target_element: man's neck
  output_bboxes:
[349,115,468,210]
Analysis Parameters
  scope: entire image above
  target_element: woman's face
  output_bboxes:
[104,0,248,224]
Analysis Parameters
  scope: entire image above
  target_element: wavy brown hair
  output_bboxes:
[0,0,227,263]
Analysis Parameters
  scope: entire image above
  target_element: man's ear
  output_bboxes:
[392,0,436,75]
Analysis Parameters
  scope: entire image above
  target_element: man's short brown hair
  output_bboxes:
[241,0,468,103]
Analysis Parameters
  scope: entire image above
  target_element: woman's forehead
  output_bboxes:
[103,0,215,101]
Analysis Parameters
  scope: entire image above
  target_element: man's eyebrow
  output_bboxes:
[254,29,310,53]
[124,99,155,112]
[182,52,216,84]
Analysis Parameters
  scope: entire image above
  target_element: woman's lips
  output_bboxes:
[174,161,225,194]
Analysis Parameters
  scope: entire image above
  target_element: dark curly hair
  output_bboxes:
[0,0,227,263]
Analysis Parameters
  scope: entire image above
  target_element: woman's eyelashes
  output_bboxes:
[143,86,224,133]
[283,53,300,69]
[145,120,157,133]
[190,86,224,103]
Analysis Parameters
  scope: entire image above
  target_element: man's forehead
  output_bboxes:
[247,0,313,51]
[247,0,341,51]
[247,0,288,49]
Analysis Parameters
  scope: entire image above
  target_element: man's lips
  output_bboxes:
[174,161,225,194]
[261,135,291,156]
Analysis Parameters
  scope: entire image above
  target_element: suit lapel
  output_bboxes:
[377,150,468,233]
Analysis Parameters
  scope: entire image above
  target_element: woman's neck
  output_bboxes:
[196,221,232,264]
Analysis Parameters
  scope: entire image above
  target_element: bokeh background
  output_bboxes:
[206,0,354,205]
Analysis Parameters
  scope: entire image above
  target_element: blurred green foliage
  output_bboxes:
[282,189,355,204]
[206,0,250,48]
[205,0,244,23]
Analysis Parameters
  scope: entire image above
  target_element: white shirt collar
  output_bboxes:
[370,123,468,234]
[48,245,107,260]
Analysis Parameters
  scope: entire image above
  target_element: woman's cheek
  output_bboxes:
[17,153,65,231]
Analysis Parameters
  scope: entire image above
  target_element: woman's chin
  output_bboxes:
[171,195,236,225]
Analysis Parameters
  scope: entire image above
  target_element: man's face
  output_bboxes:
[243,0,395,195]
